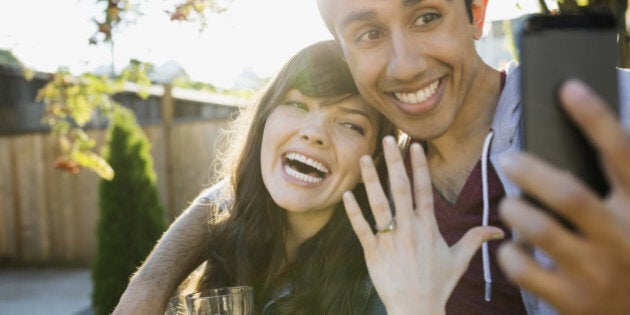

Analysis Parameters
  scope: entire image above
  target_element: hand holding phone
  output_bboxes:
[517,12,619,227]
[499,14,630,314]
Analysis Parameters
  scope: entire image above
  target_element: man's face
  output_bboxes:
[320,0,487,140]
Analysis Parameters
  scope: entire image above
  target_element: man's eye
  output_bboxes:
[357,29,382,42]
[414,12,441,26]
[341,122,365,135]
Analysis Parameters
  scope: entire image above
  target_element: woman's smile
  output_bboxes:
[282,151,331,184]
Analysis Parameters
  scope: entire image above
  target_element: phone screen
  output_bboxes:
[517,12,619,224]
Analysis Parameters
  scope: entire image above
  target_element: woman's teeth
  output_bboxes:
[284,152,330,183]
[284,164,323,183]
[285,152,329,173]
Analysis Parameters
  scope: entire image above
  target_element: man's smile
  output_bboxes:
[393,79,440,104]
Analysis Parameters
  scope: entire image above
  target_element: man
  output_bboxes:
[316,0,630,314]
[114,0,630,314]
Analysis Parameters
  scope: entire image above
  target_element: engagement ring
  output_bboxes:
[375,218,396,234]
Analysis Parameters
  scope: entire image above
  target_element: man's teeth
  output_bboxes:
[394,80,439,104]
[284,164,323,183]
[286,152,329,174]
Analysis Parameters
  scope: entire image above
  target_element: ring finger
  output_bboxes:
[359,154,393,233]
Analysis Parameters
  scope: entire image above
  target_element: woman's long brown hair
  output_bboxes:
[197,40,396,314]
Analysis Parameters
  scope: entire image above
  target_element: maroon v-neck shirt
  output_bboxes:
[434,160,526,314]
[410,71,526,314]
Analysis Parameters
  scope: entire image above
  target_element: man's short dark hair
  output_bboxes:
[464,0,473,22]
[318,0,475,33]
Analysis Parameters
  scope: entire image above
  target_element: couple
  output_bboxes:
[116,0,630,314]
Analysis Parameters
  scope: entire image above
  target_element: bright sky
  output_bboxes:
[0,0,549,89]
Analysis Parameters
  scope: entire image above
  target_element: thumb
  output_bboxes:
[451,226,505,268]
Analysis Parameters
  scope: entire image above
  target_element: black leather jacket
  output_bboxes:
[261,277,386,315]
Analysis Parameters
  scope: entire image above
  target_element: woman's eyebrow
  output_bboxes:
[339,107,372,121]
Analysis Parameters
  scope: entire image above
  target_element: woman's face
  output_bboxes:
[261,89,381,223]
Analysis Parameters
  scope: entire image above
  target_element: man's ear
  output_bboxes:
[471,0,489,40]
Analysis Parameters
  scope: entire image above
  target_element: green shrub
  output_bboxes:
[91,106,166,315]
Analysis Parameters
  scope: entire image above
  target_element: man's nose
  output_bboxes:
[386,31,425,82]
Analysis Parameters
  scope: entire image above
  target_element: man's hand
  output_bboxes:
[497,80,630,315]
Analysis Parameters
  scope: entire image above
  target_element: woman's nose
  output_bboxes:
[299,120,330,147]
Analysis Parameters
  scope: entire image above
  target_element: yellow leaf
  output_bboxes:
[72,150,115,181]
[71,95,92,126]
[22,68,34,81]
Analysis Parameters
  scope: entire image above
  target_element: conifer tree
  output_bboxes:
[91,106,166,315]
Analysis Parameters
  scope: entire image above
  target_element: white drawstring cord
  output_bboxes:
[481,130,494,302]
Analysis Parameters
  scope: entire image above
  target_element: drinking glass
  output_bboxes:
[185,286,253,315]
[165,294,187,315]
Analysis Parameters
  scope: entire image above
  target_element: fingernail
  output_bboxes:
[360,155,372,167]
[343,191,353,201]
[383,135,396,146]
[562,79,590,104]
[410,142,422,154]
[491,231,505,240]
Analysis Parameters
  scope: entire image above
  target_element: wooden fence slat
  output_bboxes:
[162,84,176,218]
[143,125,169,219]
[0,137,17,261]
[44,135,79,263]
[73,169,99,265]
[72,130,103,264]
[172,120,228,217]
[14,134,50,262]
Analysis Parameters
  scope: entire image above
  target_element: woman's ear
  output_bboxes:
[471,0,489,40]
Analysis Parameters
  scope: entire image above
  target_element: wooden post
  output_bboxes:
[161,84,176,220]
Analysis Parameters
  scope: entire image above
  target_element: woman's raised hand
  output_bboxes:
[343,136,504,315]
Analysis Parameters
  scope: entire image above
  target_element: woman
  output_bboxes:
[191,40,396,314]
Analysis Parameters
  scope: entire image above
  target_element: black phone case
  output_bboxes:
[517,12,619,226]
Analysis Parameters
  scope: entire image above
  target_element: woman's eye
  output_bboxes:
[356,29,382,42]
[341,122,365,135]
[414,12,441,26]
[285,101,308,111]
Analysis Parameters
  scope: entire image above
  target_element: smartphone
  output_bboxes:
[516,12,619,227]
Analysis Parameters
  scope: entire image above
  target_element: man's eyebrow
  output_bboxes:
[339,11,377,30]
[339,0,425,29]
[403,0,422,7]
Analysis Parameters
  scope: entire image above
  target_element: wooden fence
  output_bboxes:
[0,119,231,266]
[0,78,240,266]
